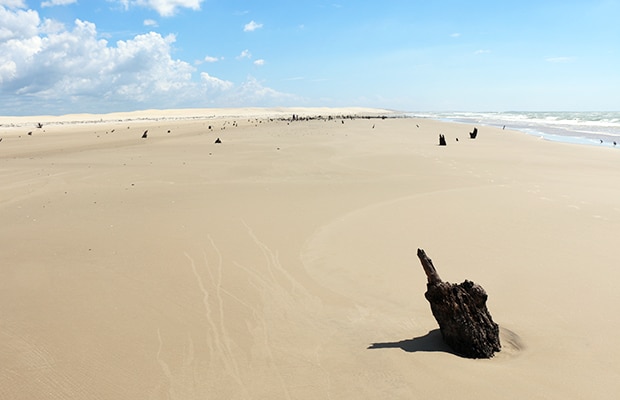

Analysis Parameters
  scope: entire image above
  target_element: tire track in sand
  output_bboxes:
[184,243,248,399]
[155,224,332,399]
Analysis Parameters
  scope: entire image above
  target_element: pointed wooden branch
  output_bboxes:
[417,248,442,284]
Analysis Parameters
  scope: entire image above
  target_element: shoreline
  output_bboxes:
[407,110,620,149]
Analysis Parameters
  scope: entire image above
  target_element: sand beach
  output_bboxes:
[1,107,619,399]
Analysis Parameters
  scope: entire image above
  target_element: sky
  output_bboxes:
[1,0,619,115]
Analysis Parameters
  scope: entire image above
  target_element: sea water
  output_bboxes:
[409,111,620,149]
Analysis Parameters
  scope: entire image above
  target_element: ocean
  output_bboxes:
[409,111,620,149]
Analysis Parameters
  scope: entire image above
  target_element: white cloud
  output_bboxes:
[14,22,193,102]
[0,6,40,40]
[545,56,574,63]
[198,74,297,107]
[450,33,461,38]
[143,19,158,27]
[237,49,251,59]
[116,0,130,10]
[0,7,292,114]
[203,55,220,63]
[200,72,233,91]
[0,0,26,7]
[474,49,491,55]
[243,20,263,32]
[225,76,298,106]
[40,17,66,34]
[41,0,78,7]
[115,0,204,17]
[253,59,265,66]
[0,8,194,110]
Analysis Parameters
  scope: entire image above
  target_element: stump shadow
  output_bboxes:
[368,329,456,355]
[369,327,524,359]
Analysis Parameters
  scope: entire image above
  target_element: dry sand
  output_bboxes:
[1,107,619,399]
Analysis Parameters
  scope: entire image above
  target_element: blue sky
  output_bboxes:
[1,0,619,115]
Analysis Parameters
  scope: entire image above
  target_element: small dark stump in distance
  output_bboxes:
[214,137,222,144]
[469,127,478,139]
[439,134,447,146]
[417,248,500,358]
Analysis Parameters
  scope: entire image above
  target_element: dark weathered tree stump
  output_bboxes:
[417,248,500,358]
[469,127,478,139]
[439,134,447,146]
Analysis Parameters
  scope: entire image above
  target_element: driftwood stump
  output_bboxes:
[438,134,447,146]
[469,127,478,139]
[417,248,500,358]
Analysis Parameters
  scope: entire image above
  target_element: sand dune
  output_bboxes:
[1,108,619,399]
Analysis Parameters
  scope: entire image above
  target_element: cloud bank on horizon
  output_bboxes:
[1,0,619,115]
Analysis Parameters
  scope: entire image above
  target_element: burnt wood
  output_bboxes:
[417,248,500,358]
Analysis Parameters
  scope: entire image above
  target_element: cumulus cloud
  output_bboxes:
[0,6,291,114]
[253,59,265,66]
[200,72,233,91]
[41,0,78,7]
[232,76,296,105]
[243,20,263,32]
[115,0,204,17]
[203,55,220,63]
[0,6,40,40]
[115,0,130,10]
[1,18,194,103]
[0,9,188,105]
[0,0,26,7]
[237,49,251,59]
[143,18,158,27]
[233,78,301,106]
[195,73,296,107]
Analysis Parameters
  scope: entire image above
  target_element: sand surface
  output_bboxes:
[1,107,619,399]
